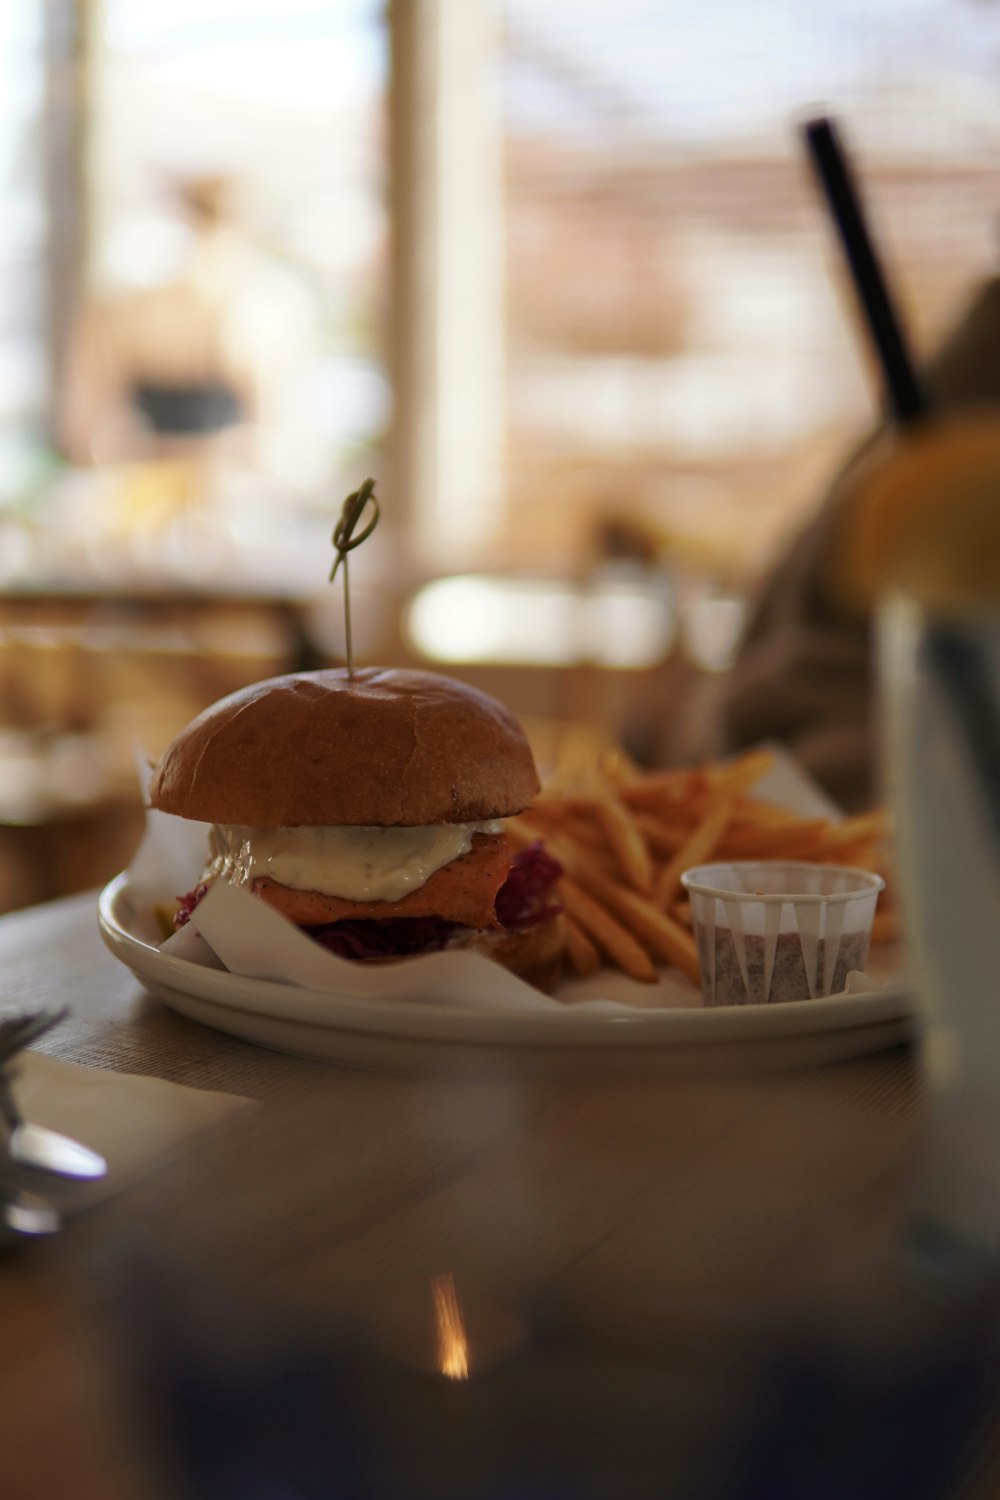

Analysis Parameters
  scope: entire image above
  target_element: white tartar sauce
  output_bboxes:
[209,821,504,903]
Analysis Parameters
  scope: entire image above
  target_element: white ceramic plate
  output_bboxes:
[97,873,918,1075]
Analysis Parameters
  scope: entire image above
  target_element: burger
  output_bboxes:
[149,667,565,989]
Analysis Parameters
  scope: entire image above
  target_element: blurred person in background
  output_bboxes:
[59,173,316,538]
[664,270,1000,813]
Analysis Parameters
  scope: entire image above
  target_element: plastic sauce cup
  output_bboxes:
[680,862,885,1008]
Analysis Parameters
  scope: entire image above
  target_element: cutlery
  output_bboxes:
[1,1185,61,1237]
[0,1007,69,1064]
[4,1117,107,1181]
[0,1006,108,1182]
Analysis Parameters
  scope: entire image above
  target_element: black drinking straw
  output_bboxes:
[803,115,1000,839]
[803,116,928,425]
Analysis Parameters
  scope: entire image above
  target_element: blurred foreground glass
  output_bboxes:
[865,422,1000,1258]
[884,599,1000,1258]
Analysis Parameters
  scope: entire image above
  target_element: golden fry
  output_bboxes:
[564,916,602,977]
[632,811,689,858]
[619,769,706,810]
[528,829,583,877]
[581,870,700,983]
[598,747,642,785]
[506,814,547,848]
[870,908,901,946]
[819,841,880,871]
[719,818,830,859]
[563,810,612,854]
[787,836,859,865]
[584,790,655,895]
[518,741,894,987]
[559,877,659,983]
[823,809,890,846]
[525,803,604,847]
[730,795,807,826]
[618,767,700,795]
[654,795,736,909]
[706,748,775,795]
[549,843,699,984]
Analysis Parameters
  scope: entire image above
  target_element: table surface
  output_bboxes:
[0,891,997,1499]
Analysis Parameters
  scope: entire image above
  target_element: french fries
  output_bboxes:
[564,916,602,979]
[586,875,700,983]
[512,746,896,987]
[582,788,655,895]
[870,908,901,946]
[559,878,659,983]
[653,795,736,909]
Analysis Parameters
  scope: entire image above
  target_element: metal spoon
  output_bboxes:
[0,1075,107,1182]
[6,1119,107,1181]
[2,1185,61,1237]
[0,1007,107,1181]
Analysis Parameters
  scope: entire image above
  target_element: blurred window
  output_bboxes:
[3,0,1000,605]
[98,0,388,486]
[406,572,676,669]
[0,8,47,497]
[492,0,1000,586]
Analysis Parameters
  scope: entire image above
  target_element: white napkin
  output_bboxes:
[180,880,652,1014]
[10,1052,251,1211]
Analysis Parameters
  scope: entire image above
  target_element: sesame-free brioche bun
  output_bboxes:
[149,667,541,827]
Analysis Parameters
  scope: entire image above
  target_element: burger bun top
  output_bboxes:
[148,667,541,827]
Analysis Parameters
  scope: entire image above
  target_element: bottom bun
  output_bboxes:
[457,914,566,994]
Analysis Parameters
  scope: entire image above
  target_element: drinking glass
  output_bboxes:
[881,591,1000,1256]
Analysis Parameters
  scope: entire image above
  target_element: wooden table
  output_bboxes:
[1,892,998,1499]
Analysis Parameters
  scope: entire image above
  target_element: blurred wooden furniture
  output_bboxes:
[0,894,997,1499]
[0,584,313,915]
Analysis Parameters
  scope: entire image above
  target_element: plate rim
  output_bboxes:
[97,873,918,1052]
